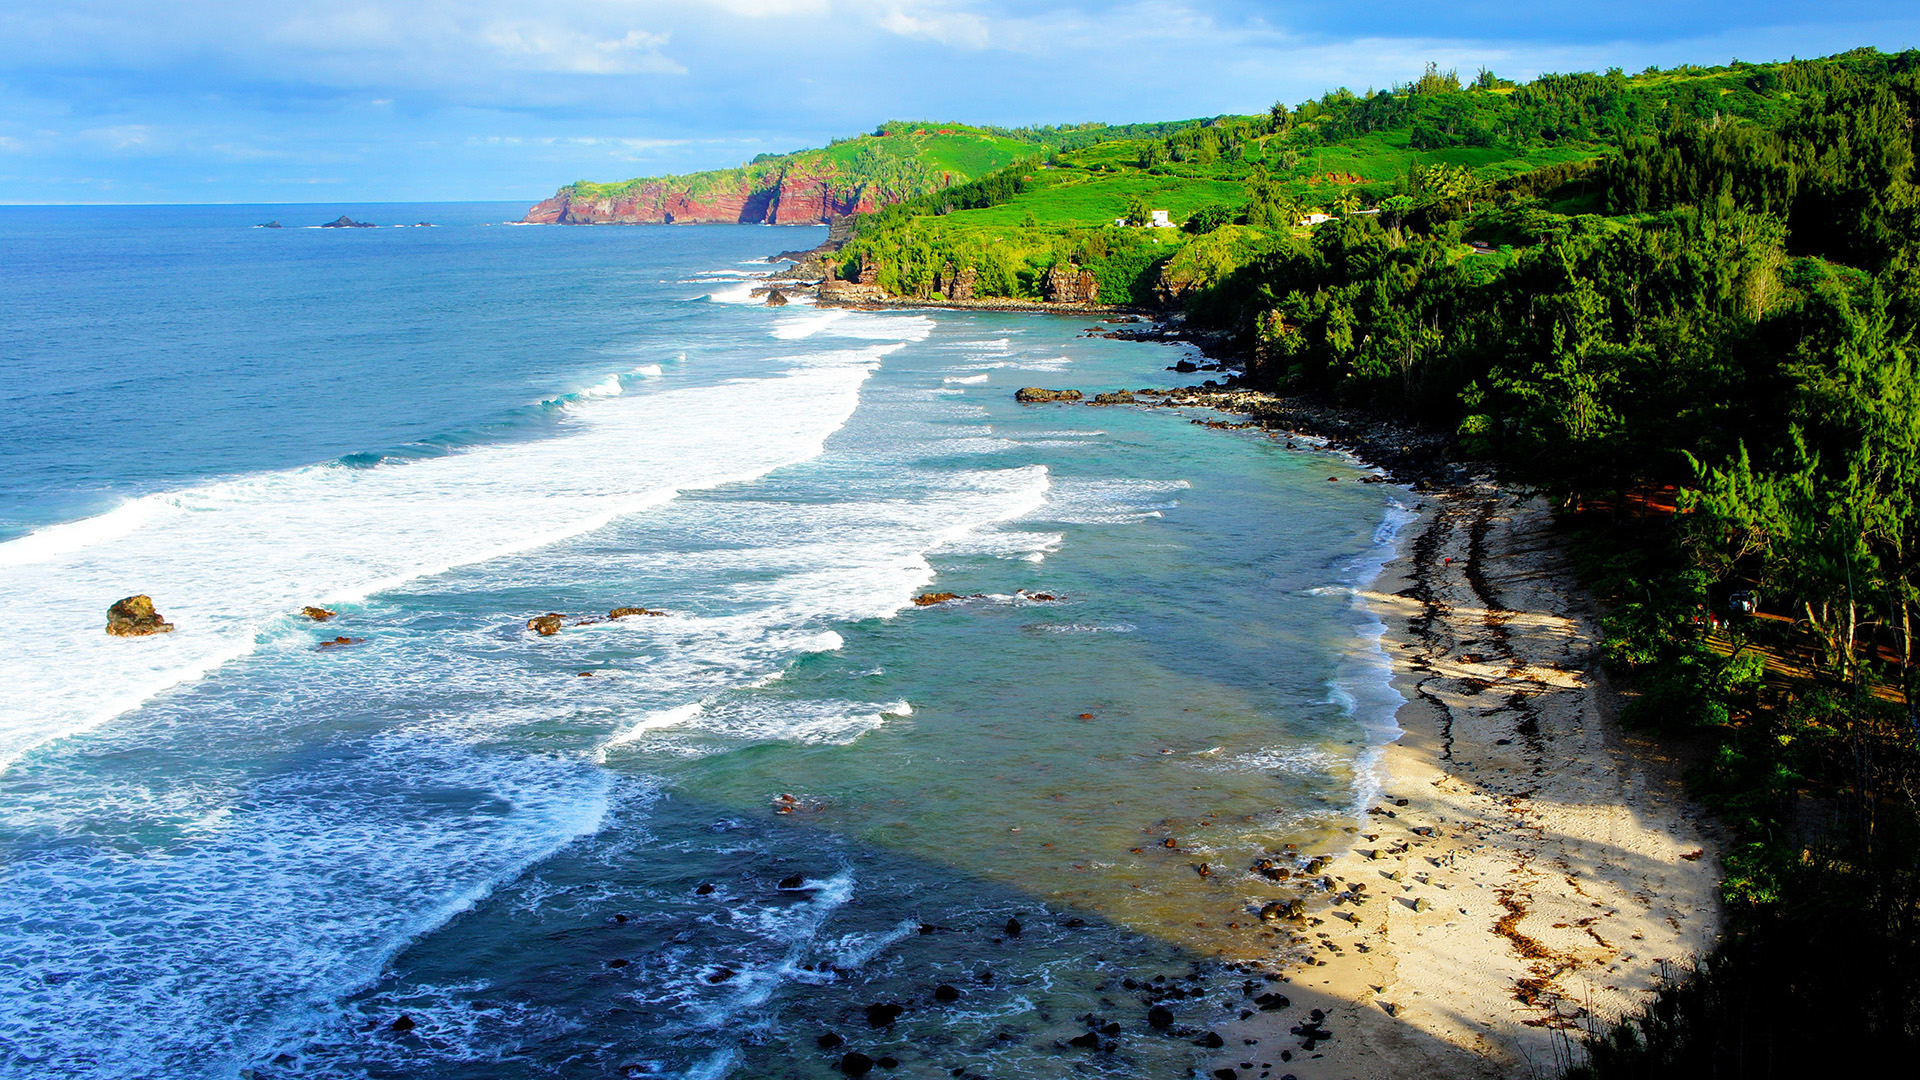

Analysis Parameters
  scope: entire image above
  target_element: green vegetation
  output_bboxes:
[834,47,1920,1071]
[562,122,1042,205]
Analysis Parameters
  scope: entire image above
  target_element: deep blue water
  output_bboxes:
[0,205,1408,1078]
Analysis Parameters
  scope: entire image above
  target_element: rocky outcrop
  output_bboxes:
[320,216,375,228]
[1091,391,1137,404]
[527,614,565,636]
[1014,387,1083,403]
[818,251,888,302]
[1043,262,1099,304]
[934,265,978,301]
[301,606,336,621]
[106,595,174,637]
[609,607,667,619]
[765,289,789,307]
[524,166,884,226]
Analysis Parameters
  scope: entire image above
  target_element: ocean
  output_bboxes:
[0,203,1410,1078]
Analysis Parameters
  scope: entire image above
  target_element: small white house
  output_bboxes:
[1113,217,1128,227]
[1149,209,1174,228]
[1299,212,1334,226]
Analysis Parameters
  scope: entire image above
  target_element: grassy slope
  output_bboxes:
[562,125,1041,202]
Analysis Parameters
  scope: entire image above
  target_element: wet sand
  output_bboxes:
[1205,486,1725,1078]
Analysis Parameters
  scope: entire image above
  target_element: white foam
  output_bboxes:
[771,310,848,339]
[0,350,895,774]
[942,373,990,385]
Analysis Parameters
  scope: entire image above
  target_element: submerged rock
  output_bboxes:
[839,1051,874,1076]
[609,607,665,619]
[106,595,174,637]
[864,1002,904,1027]
[317,636,363,650]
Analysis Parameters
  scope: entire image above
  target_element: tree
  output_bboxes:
[1124,195,1152,227]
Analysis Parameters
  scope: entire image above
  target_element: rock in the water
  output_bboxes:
[1147,1005,1174,1030]
[1066,1032,1101,1049]
[817,1032,845,1050]
[839,1051,875,1075]
[317,636,363,650]
[106,595,174,637]
[1003,917,1022,937]
[875,1057,899,1070]
[766,289,789,307]
[390,1015,416,1032]
[864,1002,904,1027]
[695,883,715,895]
[609,607,665,619]
[301,606,336,621]
[912,593,959,606]
[527,614,564,636]
[933,984,960,1003]
[1091,391,1136,404]
[778,874,808,890]
[1014,387,1083,403]
[1173,359,1199,373]
[257,221,283,228]
[1197,1031,1225,1048]
[320,215,375,228]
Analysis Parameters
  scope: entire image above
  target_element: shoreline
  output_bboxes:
[1197,487,1725,1078]
[750,262,1727,1074]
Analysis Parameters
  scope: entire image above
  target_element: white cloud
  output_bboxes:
[482,24,685,74]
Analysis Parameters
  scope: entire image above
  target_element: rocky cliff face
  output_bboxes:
[525,164,888,225]
[1043,263,1100,304]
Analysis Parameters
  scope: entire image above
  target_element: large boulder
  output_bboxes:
[527,613,565,636]
[1014,387,1083,403]
[106,595,174,637]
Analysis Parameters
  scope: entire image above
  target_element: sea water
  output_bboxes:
[0,205,1410,1078]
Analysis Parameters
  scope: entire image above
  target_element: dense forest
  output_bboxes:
[835,47,1920,1073]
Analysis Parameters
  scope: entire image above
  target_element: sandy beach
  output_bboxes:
[1203,485,1726,1078]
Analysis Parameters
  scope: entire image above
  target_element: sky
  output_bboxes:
[1,1,1916,205]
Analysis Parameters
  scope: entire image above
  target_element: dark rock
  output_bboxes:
[778,874,808,890]
[258,221,282,228]
[840,1051,875,1076]
[610,607,665,619]
[106,595,174,637]
[695,883,715,895]
[705,967,734,983]
[818,1033,845,1050]
[1014,387,1083,403]
[912,592,959,606]
[302,606,336,621]
[1254,993,1290,1011]
[1041,261,1099,304]
[1213,1070,1238,1080]
[1197,1031,1226,1048]
[933,984,960,1003]
[607,958,629,968]
[865,1002,904,1027]
[613,913,630,922]
[389,1015,415,1033]
[1173,360,1199,373]
[1067,1032,1101,1049]
[1003,917,1022,937]
[766,289,789,307]
[1092,391,1136,404]
[527,613,564,636]
[316,636,363,650]
[876,1057,899,1069]
[320,215,376,228]
[1148,1005,1174,1030]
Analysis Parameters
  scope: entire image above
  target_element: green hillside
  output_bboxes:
[830,48,1920,1076]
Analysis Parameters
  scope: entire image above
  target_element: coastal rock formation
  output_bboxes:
[527,613,564,636]
[1014,387,1083,403]
[523,165,890,226]
[317,636,363,650]
[257,221,282,229]
[765,289,788,307]
[320,216,375,228]
[1092,391,1136,404]
[818,253,889,302]
[934,265,979,301]
[301,606,335,621]
[609,607,666,619]
[913,592,959,606]
[1043,262,1099,304]
[106,595,174,637]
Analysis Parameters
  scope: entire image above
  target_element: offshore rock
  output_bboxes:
[106,595,174,637]
[320,215,375,228]
[301,606,336,621]
[609,607,666,619]
[1091,391,1136,404]
[1015,387,1083,403]
[912,592,960,606]
[765,289,789,307]
[527,614,565,636]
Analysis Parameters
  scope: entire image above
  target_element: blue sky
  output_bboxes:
[1,1,1915,204]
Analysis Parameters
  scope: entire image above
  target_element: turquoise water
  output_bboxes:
[0,207,1407,1078]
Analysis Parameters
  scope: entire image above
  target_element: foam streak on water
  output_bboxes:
[0,353,884,773]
